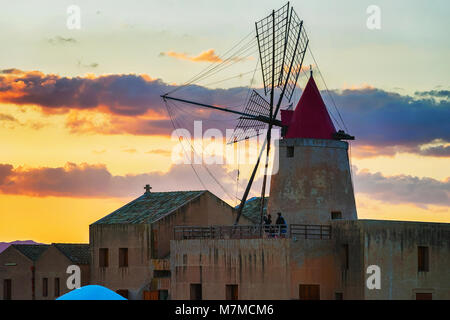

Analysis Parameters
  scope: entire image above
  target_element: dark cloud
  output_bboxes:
[329,88,450,156]
[415,90,450,99]
[0,69,449,157]
[0,162,447,209]
[0,162,239,200]
[418,145,450,157]
[354,169,449,208]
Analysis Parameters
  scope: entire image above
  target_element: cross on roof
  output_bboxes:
[144,184,152,194]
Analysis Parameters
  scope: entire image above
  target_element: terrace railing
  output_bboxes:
[173,224,331,241]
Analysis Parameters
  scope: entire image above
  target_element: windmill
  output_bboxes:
[161,2,310,224]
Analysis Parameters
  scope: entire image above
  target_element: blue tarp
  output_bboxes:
[56,285,127,300]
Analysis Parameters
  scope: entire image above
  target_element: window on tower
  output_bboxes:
[287,146,294,158]
[99,248,109,268]
[331,211,342,220]
[418,246,429,272]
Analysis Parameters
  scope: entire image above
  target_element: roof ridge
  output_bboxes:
[147,190,207,224]
[92,190,208,225]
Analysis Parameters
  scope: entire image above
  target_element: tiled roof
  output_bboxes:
[237,197,268,224]
[92,190,207,225]
[12,244,49,261]
[53,243,90,265]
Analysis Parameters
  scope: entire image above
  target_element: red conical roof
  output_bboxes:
[285,75,336,139]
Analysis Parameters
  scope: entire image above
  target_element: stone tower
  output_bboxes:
[268,75,357,225]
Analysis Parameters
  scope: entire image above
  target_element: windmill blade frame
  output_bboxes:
[227,90,271,144]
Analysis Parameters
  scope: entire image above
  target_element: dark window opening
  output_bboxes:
[343,244,349,270]
[299,284,320,300]
[99,248,109,267]
[287,146,294,158]
[416,293,432,300]
[418,246,429,272]
[119,248,128,267]
[159,290,169,300]
[42,278,48,297]
[116,289,129,299]
[3,279,12,300]
[54,278,60,297]
[190,283,202,300]
[153,270,171,278]
[331,211,342,220]
[226,284,239,300]
[335,292,343,300]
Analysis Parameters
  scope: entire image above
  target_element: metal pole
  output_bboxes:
[259,9,277,225]
[161,95,284,127]
[234,138,268,224]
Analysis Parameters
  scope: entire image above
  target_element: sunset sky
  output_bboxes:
[0,0,449,243]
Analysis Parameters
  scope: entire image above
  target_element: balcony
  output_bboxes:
[173,224,331,240]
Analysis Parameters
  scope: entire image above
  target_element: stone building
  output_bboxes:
[2,74,449,300]
[89,188,252,300]
[0,244,49,300]
[35,244,90,300]
[0,243,89,300]
[169,75,450,300]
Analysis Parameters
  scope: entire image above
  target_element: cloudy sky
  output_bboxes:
[0,0,449,243]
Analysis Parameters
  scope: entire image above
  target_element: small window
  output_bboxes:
[331,211,342,220]
[299,284,320,300]
[416,293,432,300]
[335,292,343,300]
[3,279,12,300]
[119,248,128,268]
[116,289,129,299]
[99,248,109,267]
[159,290,169,300]
[418,246,429,272]
[226,284,239,300]
[190,283,202,300]
[42,278,48,297]
[153,270,171,278]
[343,244,349,270]
[287,146,294,158]
[54,278,60,297]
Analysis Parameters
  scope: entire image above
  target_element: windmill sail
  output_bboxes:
[256,3,308,103]
[227,90,270,144]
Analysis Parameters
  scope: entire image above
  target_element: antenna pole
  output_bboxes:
[258,9,277,225]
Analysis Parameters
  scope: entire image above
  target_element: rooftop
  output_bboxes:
[237,197,268,224]
[92,190,207,225]
[12,244,50,261]
[53,243,90,265]
[285,75,337,140]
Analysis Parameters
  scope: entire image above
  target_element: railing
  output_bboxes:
[173,224,331,240]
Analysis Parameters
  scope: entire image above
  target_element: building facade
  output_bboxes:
[89,189,252,300]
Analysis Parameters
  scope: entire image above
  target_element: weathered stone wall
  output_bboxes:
[153,192,248,259]
[333,220,450,300]
[268,138,357,225]
[360,220,450,300]
[170,239,291,300]
[171,220,450,300]
[289,238,341,300]
[35,246,90,300]
[89,192,250,299]
[89,223,152,299]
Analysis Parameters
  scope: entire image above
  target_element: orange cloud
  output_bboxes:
[163,49,222,63]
